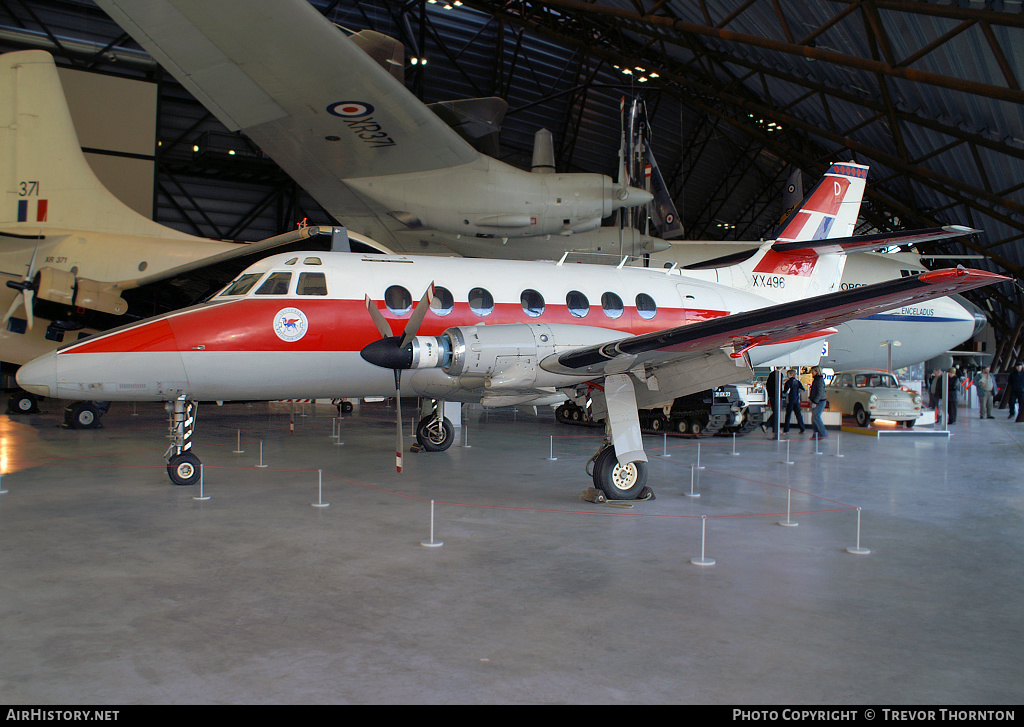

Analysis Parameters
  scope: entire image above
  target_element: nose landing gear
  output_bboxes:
[165,395,200,486]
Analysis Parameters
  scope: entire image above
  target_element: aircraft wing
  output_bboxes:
[120,226,328,290]
[95,0,479,250]
[542,267,1006,379]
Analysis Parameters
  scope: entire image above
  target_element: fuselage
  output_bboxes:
[16,251,829,403]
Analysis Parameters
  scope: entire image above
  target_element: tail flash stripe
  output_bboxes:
[36,199,48,222]
[17,200,27,222]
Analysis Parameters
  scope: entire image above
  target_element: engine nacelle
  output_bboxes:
[35,267,76,306]
[408,323,621,390]
[34,268,128,316]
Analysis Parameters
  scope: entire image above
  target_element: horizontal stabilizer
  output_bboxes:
[772,225,978,255]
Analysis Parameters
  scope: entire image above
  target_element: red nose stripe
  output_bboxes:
[67,319,177,354]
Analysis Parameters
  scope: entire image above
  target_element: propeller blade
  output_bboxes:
[400,283,434,349]
[2,293,22,327]
[394,370,404,474]
[23,290,33,330]
[364,295,393,339]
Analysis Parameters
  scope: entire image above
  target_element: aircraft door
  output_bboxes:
[677,283,726,324]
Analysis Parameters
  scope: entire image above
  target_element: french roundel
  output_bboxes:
[327,101,374,118]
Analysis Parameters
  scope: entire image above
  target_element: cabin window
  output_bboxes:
[296,272,328,296]
[521,289,545,317]
[567,290,589,318]
[601,292,623,319]
[303,257,323,265]
[220,273,263,297]
[431,286,454,316]
[254,272,292,295]
[385,285,412,315]
[636,293,657,320]
[469,287,494,317]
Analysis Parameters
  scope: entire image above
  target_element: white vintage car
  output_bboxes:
[826,370,923,427]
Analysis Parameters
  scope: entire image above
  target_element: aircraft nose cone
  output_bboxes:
[16,350,57,398]
[360,336,413,370]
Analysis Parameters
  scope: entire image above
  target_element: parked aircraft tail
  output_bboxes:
[0,50,194,240]
[723,163,976,304]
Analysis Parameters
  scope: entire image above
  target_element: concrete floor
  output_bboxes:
[0,398,1021,705]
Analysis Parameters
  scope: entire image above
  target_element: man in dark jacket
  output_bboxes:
[764,368,782,434]
[809,367,828,439]
[782,369,806,434]
[1007,363,1024,419]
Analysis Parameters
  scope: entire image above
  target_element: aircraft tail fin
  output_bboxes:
[726,163,870,300]
[0,50,193,239]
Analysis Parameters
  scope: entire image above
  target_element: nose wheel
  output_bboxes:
[167,451,201,486]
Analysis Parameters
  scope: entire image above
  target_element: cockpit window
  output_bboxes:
[296,272,328,296]
[254,271,292,295]
[219,273,263,297]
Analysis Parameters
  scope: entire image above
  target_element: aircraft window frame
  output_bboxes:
[431,286,455,316]
[469,287,494,317]
[296,272,328,296]
[384,285,413,315]
[521,289,545,318]
[636,293,657,320]
[254,271,292,296]
[566,290,589,318]
[601,292,624,319]
[303,257,323,265]
[219,273,264,297]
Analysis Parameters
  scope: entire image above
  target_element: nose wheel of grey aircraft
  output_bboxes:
[591,445,649,500]
[167,451,201,486]
[416,415,455,452]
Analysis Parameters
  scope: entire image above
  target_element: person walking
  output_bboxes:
[974,366,996,419]
[808,366,828,439]
[764,368,782,435]
[1007,363,1024,419]
[946,367,960,424]
[782,368,806,434]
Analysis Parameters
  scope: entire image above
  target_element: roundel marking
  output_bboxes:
[274,307,309,343]
[788,184,796,193]
[327,101,374,118]
[665,213,675,224]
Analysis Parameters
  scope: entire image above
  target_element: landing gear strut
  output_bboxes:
[165,395,200,486]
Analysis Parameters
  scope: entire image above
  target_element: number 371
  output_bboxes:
[19,181,39,196]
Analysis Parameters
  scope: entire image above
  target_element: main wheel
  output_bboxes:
[7,391,39,414]
[592,446,648,500]
[167,451,201,486]
[65,402,103,429]
[416,416,455,452]
[853,404,870,428]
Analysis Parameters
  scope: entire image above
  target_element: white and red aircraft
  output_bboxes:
[16,164,1005,499]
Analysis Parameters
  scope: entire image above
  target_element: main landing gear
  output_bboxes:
[412,400,455,452]
[165,395,201,486]
[63,400,109,429]
[569,374,654,502]
[588,444,649,500]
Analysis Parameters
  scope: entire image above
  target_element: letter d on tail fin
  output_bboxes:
[0,50,193,240]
